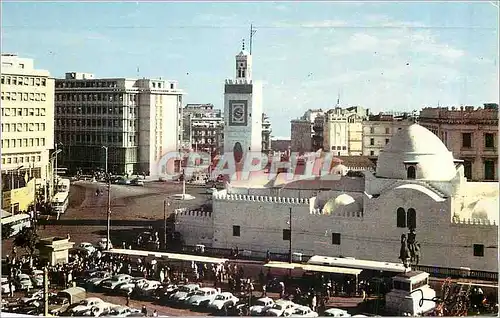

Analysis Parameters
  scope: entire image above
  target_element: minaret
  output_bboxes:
[235,39,253,82]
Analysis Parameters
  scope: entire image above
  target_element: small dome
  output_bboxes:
[470,198,499,222]
[331,164,349,176]
[322,194,358,215]
[376,124,457,181]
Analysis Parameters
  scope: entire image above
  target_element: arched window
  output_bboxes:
[233,142,243,163]
[407,208,416,229]
[396,207,406,228]
[407,166,416,179]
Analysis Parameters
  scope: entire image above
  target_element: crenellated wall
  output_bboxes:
[174,208,214,246]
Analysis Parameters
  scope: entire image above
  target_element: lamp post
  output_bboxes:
[50,149,62,198]
[288,207,292,264]
[102,146,110,250]
[163,199,171,250]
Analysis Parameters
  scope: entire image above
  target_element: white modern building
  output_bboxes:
[1,54,54,212]
[176,124,498,273]
[54,72,184,176]
[223,45,263,159]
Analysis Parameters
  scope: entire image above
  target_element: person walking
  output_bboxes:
[152,310,158,317]
[141,305,147,316]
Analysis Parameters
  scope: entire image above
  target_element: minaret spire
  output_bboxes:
[242,38,245,51]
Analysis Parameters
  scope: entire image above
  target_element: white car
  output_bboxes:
[208,292,239,311]
[16,273,34,290]
[31,270,44,287]
[82,303,112,317]
[97,238,113,250]
[86,271,112,287]
[324,308,352,317]
[289,306,318,317]
[185,287,218,307]
[70,297,105,314]
[137,280,161,297]
[101,274,133,290]
[266,300,298,317]
[79,242,97,255]
[1,277,15,294]
[106,305,140,317]
[171,284,200,302]
[118,278,149,294]
[250,297,274,315]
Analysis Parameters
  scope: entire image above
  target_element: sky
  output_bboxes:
[2,1,498,138]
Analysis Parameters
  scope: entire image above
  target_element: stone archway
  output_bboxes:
[233,142,243,163]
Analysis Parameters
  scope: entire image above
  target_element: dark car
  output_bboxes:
[266,278,283,293]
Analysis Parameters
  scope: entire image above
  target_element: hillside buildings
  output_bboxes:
[418,104,498,181]
[1,54,54,212]
[54,72,184,176]
[223,45,263,160]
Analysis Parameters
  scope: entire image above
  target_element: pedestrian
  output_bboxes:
[311,294,317,312]
[362,289,366,302]
[141,305,147,316]
[126,292,130,306]
[152,310,158,317]
[261,284,267,297]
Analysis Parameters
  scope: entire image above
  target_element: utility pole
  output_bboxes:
[107,178,111,250]
[43,266,49,316]
[289,207,292,264]
[164,200,171,250]
[249,24,257,55]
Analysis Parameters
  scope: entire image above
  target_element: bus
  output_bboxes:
[51,191,69,214]
[1,214,31,238]
[57,178,71,193]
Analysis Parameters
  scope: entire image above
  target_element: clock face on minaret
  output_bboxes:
[229,100,248,126]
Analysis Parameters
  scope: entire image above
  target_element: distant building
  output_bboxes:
[323,106,368,156]
[290,109,324,152]
[270,138,291,154]
[262,113,272,154]
[418,104,498,181]
[312,114,325,151]
[1,54,54,212]
[223,45,263,160]
[362,113,413,159]
[54,72,184,176]
[183,103,223,154]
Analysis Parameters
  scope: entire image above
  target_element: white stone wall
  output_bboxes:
[175,208,214,246]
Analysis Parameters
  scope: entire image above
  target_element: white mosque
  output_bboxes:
[175,123,498,273]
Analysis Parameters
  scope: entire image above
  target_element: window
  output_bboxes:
[331,233,341,245]
[385,127,390,134]
[463,160,472,180]
[232,225,240,237]
[484,160,495,180]
[397,208,406,228]
[283,229,291,241]
[370,127,374,134]
[484,133,495,148]
[407,208,416,229]
[370,138,374,146]
[407,166,416,179]
[462,133,472,148]
[473,244,484,257]
[385,138,390,144]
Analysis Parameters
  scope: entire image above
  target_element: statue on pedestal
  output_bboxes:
[407,228,420,265]
[399,234,411,269]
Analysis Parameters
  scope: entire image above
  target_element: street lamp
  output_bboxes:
[50,150,62,198]
[163,199,171,250]
[102,146,111,250]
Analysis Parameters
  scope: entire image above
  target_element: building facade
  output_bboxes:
[262,113,272,155]
[183,103,223,154]
[362,113,413,158]
[418,105,498,181]
[176,124,499,273]
[290,119,313,152]
[1,54,54,212]
[54,72,184,176]
[223,47,263,159]
[322,106,368,156]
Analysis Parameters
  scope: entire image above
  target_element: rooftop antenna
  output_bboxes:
[136,66,140,78]
[336,91,341,107]
[249,24,257,54]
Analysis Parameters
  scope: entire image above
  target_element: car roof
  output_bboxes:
[257,297,273,302]
[85,297,102,302]
[199,287,217,292]
[275,300,294,305]
[325,308,348,313]
[220,292,233,296]
[183,284,199,288]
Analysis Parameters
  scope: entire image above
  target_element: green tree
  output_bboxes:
[13,227,39,264]
[1,223,14,240]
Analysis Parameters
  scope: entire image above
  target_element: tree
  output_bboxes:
[1,223,14,240]
[13,227,39,264]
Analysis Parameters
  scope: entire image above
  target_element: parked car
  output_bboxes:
[118,278,149,295]
[48,296,71,316]
[185,287,219,307]
[130,179,144,186]
[289,306,318,317]
[15,273,34,290]
[323,308,352,317]
[69,297,105,315]
[171,284,200,302]
[136,280,161,298]
[266,300,298,317]
[250,297,274,316]
[208,292,239,311]
[1,277,15,294]
[82,303,111,317]
[86,271,112,289]
[101,274,133,291]
[97,238,113,250]
[79,242,97,255]
[103,305,140,317]
[19,290,44,304]
[31,270,44,287]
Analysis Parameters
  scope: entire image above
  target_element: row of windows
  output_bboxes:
[56,106,137,116]
[2,138,46,149]
[1,91,47,102]
[2,154,42,165]
[56,93,132,102]
[331,146,347,150]
[1,123,46,133]
[56,133,135,144]
[369,127,391,134]
[56,118,136,129]
[56,80,118,88]
[369,138,390,146]
[232,226,343,245]
[462,132,496,149]
[1,75,47,86]
[396,207,417,228]
[1,107,47,117]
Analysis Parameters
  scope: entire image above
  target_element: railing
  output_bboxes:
[412,264,498,281]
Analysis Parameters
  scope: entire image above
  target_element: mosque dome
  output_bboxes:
[322,194,359,215]
[470,198,499,223]
[376,124,458,181]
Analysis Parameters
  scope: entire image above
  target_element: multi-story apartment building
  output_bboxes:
[54,72,184,176]
[183,103,223,154]
[323,106,368,156]
[262,113,272,154]
[419,104,498,181]
[1,54,55,212]
[312,114,325,151]
[290,109,324,152]
[362,113,413,158]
